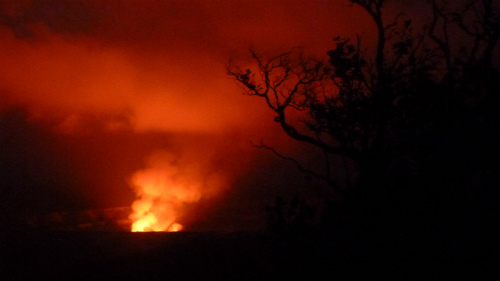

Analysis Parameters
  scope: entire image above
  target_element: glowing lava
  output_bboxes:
[131,212,183,232]
[128,151,201,232]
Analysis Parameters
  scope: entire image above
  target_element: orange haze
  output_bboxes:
[0,0,386,230]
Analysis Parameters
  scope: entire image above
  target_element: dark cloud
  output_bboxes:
[0,108,85,222]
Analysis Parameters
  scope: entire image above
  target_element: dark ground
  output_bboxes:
[1,229,497,281]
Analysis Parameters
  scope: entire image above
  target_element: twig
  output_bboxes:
[252,141,336,187]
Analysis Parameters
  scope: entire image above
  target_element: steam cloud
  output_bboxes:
[129,150,229,231]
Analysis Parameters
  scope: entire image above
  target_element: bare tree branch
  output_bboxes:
[253,141,337,187]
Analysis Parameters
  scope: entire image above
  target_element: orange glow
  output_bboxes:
[128,151,202,232]
[131,211,158,232]
[169,223,183,232]
[0,0,373,231]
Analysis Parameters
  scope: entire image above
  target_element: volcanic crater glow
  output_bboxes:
[128,151,202,232]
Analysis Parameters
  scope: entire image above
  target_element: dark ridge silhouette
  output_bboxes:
[1,230,497,280]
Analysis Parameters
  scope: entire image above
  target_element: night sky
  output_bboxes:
[2,2,499,280]
[1,0,427,231]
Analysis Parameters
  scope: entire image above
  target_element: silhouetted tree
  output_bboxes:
[228,0,500,234]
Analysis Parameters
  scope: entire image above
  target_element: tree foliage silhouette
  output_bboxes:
[228,0,500,232]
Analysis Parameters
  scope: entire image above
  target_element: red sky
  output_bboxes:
[0,0,416,230]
